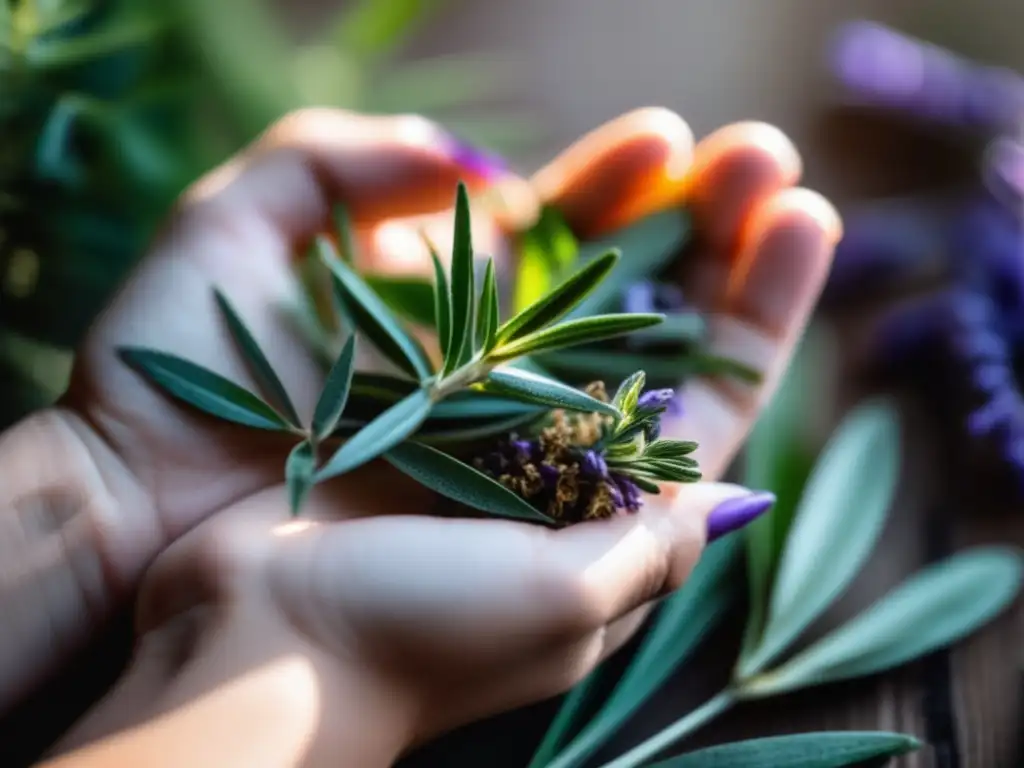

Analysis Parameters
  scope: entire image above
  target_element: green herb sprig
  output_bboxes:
[120,182,704,521]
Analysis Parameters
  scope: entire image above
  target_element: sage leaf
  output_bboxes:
[483,368,619,417]
[649,731,921,768]
[429,392,546,419]
[477,258,500,352]
[488,314,664,362]
[739,331,824,663]
[319,237,431,381]
[428,238,453,361]
[445,182,476,374]
[214,289,302,428]
[496,249,620,345]
[312,335,357,441]
[364,275,437,328]
[567,210,690,319]
[286,441,316,516]
[535,350,760,390]
[316,388,431,481]
[538,537,743,768]
[745,547,1023,697]
[384,441,554,524]
[739,400,900,678]
[119,347,291,431]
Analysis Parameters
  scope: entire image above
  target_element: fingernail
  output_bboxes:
[706,492,776,542]
[442,133,508,180]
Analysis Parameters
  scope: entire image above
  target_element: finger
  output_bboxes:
[666,189,842,478]
[530,107,695,239]
[180,108,508,246]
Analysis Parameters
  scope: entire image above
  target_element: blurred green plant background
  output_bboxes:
[0,0,539,430]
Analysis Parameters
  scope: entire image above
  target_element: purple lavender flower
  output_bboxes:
[830,20,1024,132]
[638,388,676,412]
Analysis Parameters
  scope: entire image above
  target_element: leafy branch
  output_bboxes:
[119,182,703,522]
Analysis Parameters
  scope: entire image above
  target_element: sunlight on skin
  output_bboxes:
[41,657,322,768]
[274,520,317,537]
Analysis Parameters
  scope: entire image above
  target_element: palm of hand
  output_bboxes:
[62,108,838,744]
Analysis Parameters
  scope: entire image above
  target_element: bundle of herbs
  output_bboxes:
[120,183,749,522]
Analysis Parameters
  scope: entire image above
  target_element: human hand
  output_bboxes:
[49,109,839,765]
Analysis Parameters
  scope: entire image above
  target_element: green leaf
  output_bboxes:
[496,249,620,345]
[627,312,706,346]
[333,0,438,62]
[319,237,431,381]
[119,348,292,432]
[489,314,664,362]
[316,389,432,481]
[384,441,554,524]
[312,335,357,441]
[428,392,546,420]
[428,240,453,361]
[483,368,618,417]
[417,414,542,446]
[334,205,356,263]
[477,259,500,352]
[737,400,900,679]
[527,671,605,768]
[286,441,317,517]
[444,182,476,375]
[538,537,742,768]
[514,206,580,312]
[536,350,760,390]
[213,289,302,428]
[364,275,437,328]
[612,371,646,415]
[745,547,1023,697]
[739,330,826,664]
[649,731,921,768]
[567,210,691,320]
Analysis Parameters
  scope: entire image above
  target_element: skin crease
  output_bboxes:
[0,107,839,767]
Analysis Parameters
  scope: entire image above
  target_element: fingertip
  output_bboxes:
[743,186,844,251]
[530,107,694,238]
[690,121,803,191]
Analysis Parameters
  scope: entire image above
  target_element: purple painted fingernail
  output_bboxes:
[441,133,508,180]
[706,492,776,542]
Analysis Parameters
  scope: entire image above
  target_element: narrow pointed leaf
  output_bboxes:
[483,368,619,417]
[488,314,664,362]
[119,348,291,431]
[384,441,554,524]
[445,182,476,374]
[745,547,1023,697]
[477,259,500,352]
[286,441,316,516]
[418,414,541,446]
[334,204,355,263]
[429,392,546,419]
[496,249,620,345]
[316,389,432,481]
[319,237,432,381]
[428,240,452,360]
[527,671,604,768]
[364,275,437,328]
[649,731,921,768]
[538,537,742,768]
[312,335,357,440]
[739,400,900,678]
[567,210,691,319]
[740,331,826,662]
[214,289,302,428]
[612,371,646,414]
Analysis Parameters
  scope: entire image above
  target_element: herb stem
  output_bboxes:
[595,689,735,768]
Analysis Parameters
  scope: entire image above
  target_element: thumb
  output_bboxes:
[541,482,775,633]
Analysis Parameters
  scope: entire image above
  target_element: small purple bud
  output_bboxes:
[581,450,608,479]
[539,464,560,489]
[606,480,624,508]
[511,439,534,462]
[638,388,676,412]
[623,281,657,315]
